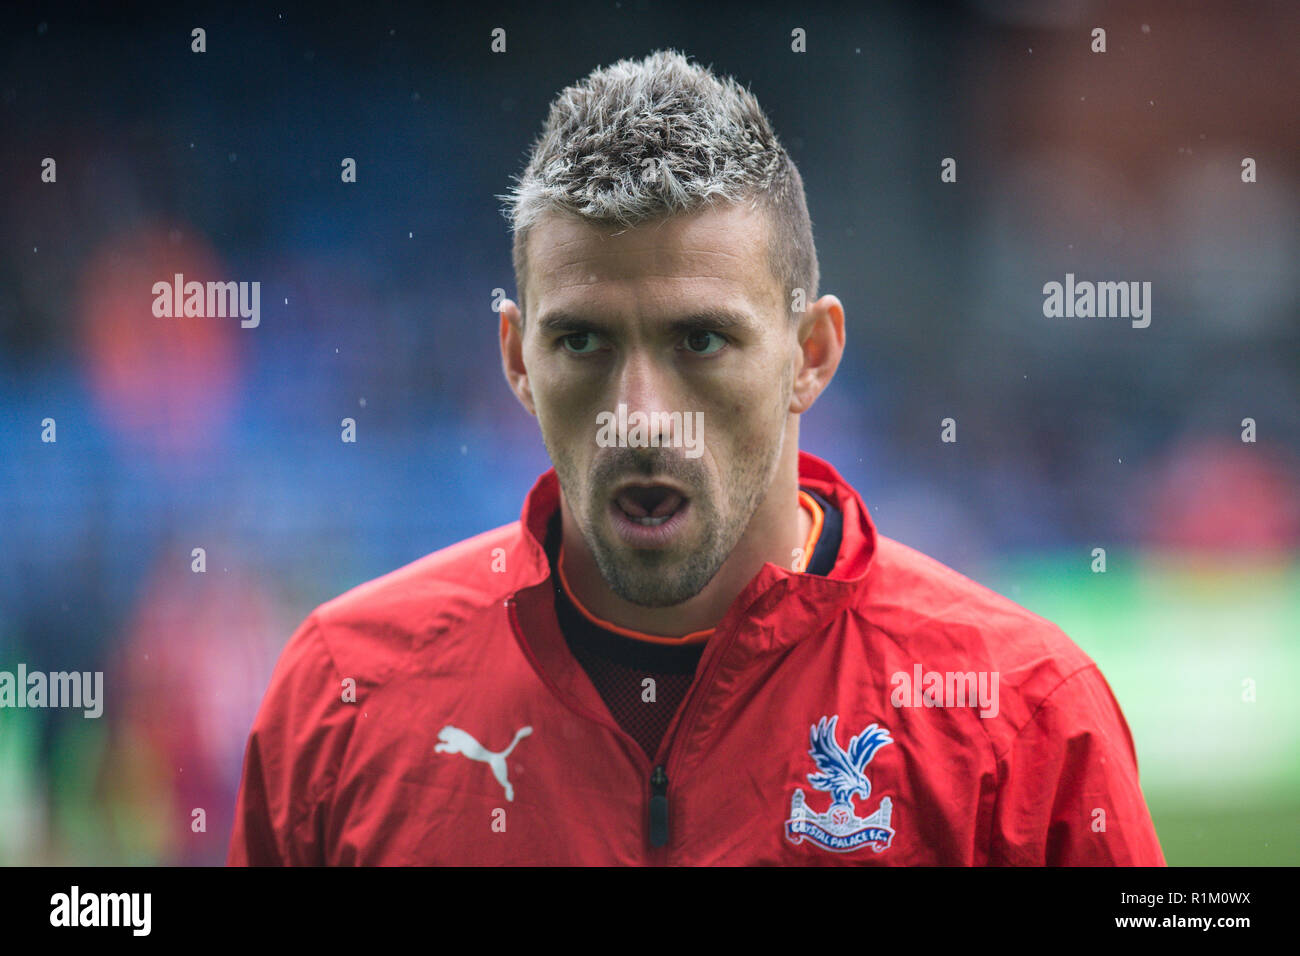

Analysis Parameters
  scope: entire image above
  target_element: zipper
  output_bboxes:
[506,589,753,865]
[646,612,748,860]
[648,764,669,847]
[508,594,673,860]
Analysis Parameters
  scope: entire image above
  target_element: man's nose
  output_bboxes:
[615,352,680,443]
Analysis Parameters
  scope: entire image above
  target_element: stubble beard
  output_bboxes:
[548,420,787,610]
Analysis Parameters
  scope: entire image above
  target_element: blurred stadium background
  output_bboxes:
[0,0,1296,865]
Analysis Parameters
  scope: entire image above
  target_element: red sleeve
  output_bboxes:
[990,664,1167,866]
[228,613,351,866]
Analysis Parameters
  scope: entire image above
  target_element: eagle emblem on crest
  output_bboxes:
[785,715,896,854]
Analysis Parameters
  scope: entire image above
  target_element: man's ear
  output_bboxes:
[499,298,536,416]
[789,294,845,414]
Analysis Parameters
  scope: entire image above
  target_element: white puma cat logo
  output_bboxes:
[434,724,533,801]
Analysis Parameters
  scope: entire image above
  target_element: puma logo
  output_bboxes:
[434,724,533,801]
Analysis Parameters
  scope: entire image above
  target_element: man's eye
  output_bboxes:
[560,332,602,354]
[683,330,726,355]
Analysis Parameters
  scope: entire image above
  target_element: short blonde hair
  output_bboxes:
[501,49,818,321]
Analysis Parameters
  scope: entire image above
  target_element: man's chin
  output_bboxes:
[590,541,722,609]
[605,579,705,609]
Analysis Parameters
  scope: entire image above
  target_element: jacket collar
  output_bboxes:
[506,450,878,662]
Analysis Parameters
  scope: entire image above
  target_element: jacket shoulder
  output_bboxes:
[307,521,528,686]
[862,534,1098,727]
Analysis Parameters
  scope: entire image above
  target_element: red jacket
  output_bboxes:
[228,451,1166,865]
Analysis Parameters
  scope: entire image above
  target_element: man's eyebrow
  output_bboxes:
[535,308,757,336]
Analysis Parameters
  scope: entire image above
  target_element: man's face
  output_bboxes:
[517,202,798,607]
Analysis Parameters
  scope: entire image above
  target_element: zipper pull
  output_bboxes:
[649,764,669,847]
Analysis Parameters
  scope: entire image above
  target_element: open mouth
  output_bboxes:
[607,481,692,547]
[614,485,687,526]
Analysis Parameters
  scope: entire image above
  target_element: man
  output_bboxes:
[229,50,1166,865]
